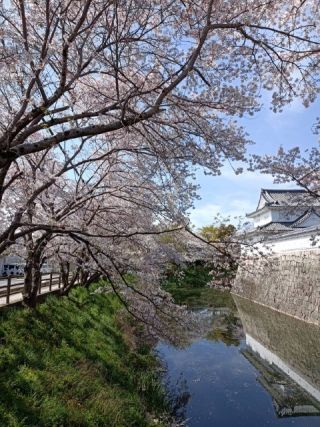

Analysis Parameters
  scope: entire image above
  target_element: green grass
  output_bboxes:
[0,284,169,426]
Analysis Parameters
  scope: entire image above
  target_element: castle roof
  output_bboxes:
[247,189,320,218]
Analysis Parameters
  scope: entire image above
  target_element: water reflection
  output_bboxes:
[234,295,320,418]
[158,291,320,427]
[206,307,243,346]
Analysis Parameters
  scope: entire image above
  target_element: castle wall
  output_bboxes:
[232,249,320,325]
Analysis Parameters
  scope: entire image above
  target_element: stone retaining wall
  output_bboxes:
[232,250,320,325]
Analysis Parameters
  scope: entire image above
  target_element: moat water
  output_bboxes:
[157,291,320,427]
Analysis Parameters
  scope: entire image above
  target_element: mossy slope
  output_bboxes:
[0,285,167,427]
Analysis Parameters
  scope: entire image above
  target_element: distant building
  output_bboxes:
[0,255,53,277]
[0,255,25,276]
[247,189,320,235]
[245,189,320,252]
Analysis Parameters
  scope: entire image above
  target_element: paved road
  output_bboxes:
[0,274,62,307]
[0,274,59,287]
[0,283,61,307]
[0,274,79,307]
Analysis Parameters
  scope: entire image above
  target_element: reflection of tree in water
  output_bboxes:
[164,372,191,424]
[206,309,244,346]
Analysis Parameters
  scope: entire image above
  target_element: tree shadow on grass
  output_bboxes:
[0,288,158,426]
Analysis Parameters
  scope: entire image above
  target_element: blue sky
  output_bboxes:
[189,97,320,229]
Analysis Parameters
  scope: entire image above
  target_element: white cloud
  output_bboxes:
[188,203,221,229]
[188,198,255,227]
[188,199,254,229]
[190,164,300,229]
[228,198,256,216]
[264,97,309,131]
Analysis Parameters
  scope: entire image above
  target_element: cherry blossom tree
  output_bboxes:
[0,0,319,328]
[250,146,320,198]
[1,0,319,192]
[0,144,191,305]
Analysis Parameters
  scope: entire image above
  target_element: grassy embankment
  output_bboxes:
[0,284,169,427]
